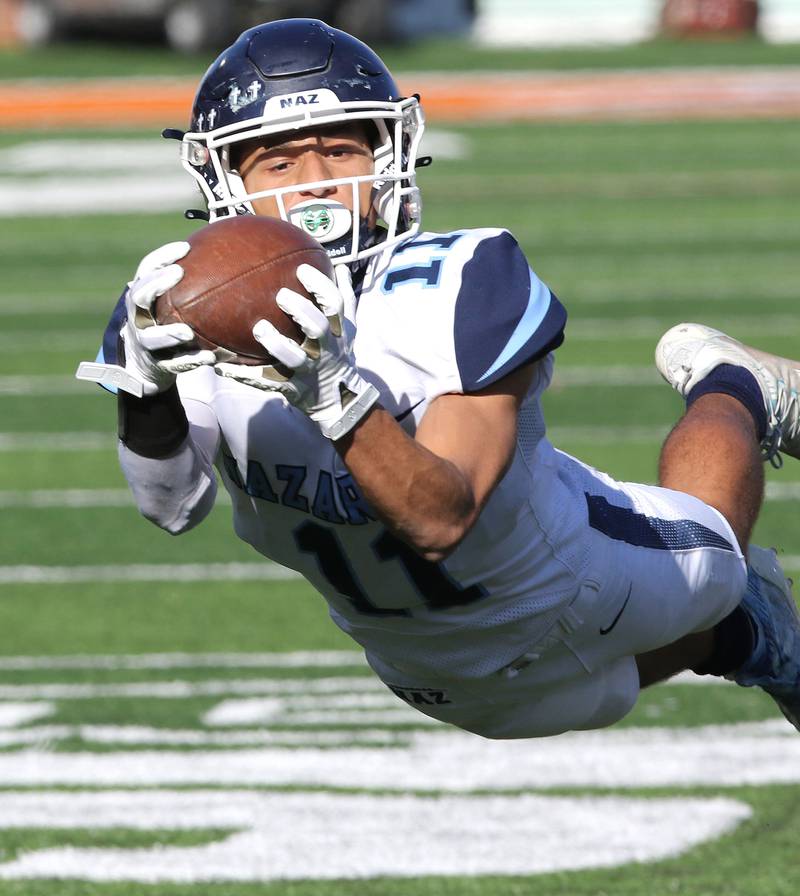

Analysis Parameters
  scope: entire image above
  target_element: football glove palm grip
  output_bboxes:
[216,264,380,440]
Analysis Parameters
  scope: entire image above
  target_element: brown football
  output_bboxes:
[154,215,333,366]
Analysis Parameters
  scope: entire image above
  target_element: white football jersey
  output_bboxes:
[165,227,592,678]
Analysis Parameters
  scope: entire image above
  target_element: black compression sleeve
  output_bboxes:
[117,385,189,458]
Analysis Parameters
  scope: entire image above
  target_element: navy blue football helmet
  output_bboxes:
[177,18,425,265]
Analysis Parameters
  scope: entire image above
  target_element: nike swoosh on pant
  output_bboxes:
[599,585,633,636]
[394,399,424,423]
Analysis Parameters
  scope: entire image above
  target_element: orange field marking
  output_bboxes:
[1,68,799,129]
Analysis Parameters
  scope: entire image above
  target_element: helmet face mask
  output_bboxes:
[178,19,425,266]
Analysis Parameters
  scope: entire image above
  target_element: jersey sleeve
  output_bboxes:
[453,231,566,392]
[91,288,128,393]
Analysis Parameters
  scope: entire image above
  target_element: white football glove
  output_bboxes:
[216,264,380,440]
[75,241,215,397]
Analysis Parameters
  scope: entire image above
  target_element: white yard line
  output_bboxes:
[0,563,301,585]
[0,489,133,508]
[0,650,365,670]
[3,317,797,355]
[566,315,800,341]
[0,331,100,352]
[0,368,663,396]
[0,676,385,699]
[5,480,799,510]
[0,375,88,395]
[0,724,401,747]
[0,432,112,451]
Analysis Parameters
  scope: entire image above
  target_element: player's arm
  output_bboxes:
[77,242,219,535]
[334,363,535,561]
[215,248,561,561]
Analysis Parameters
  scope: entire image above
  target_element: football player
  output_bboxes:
[78,18,800,738]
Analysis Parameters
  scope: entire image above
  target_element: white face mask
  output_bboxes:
[179,96,426,266]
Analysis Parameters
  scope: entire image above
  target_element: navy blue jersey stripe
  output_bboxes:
[102,290,127,366]
[585,493,735,553]
[454,232,566,392]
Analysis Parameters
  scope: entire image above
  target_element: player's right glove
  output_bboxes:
[76,241,215,397]
[216,264,380,440]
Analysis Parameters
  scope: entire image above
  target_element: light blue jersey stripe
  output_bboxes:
[475,270,551,385]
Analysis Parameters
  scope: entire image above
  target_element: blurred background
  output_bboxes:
[0,1,799,892]
[1,0,799,51]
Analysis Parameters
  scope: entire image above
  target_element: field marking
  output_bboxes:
[0,489,133,508]
[4,480,799,510]
[0,790,750,882]
[0,131,467,217]
[0,724,402,748]
[2,68,799,128]
[0,702,54,728]
[0,375,91,395]
[567,315,800,341]
[0,331,100,352]
[0,676,387,700]
[3,369,664,395]
[1,316,796,354]
[2,549,800,588]
[0,562,301,585]
[0,719,794,789]
[0,432,112,452]
[0,650,365,670]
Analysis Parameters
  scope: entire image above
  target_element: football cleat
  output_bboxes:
[655,322,800,465]
[729,545,800,731]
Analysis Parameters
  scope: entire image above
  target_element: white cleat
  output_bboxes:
[656,322,800,465]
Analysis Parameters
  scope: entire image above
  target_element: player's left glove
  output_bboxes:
[216,264,380,440]
[76,241,216,397]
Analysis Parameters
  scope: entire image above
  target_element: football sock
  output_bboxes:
[686,363,768,441]
[691,604,755,677]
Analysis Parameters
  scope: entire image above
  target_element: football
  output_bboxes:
[154,215,333,365]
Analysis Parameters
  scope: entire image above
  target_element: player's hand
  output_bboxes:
[216,264,380,440]
[120,242,216,396]
[76,242,215,397]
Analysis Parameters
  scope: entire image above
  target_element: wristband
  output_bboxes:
[118,384,189,458]
[318,383,381,441]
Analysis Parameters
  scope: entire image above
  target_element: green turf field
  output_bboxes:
[1,81,800,893]
[1,36,799,79]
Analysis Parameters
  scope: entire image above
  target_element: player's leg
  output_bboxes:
[635,392,763,686]
[637,323,800,728]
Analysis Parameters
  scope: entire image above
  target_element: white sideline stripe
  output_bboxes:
[0,432,112,452]
[0,131,466,219]
[0,375,87,395]
[0,563,301,585]
[0,332,99,353]
[0,368,664,396]
[0,724,402,748]
[549,424,670,443]
[0,489,232,508]
[0,672,732,701]
[552,365,660,387]
[4,316,796,356]
[567,315,800,341]
[0,676,386,699]
[5,481,800,509]
[0,650,365,670]
[0,489,133,508]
